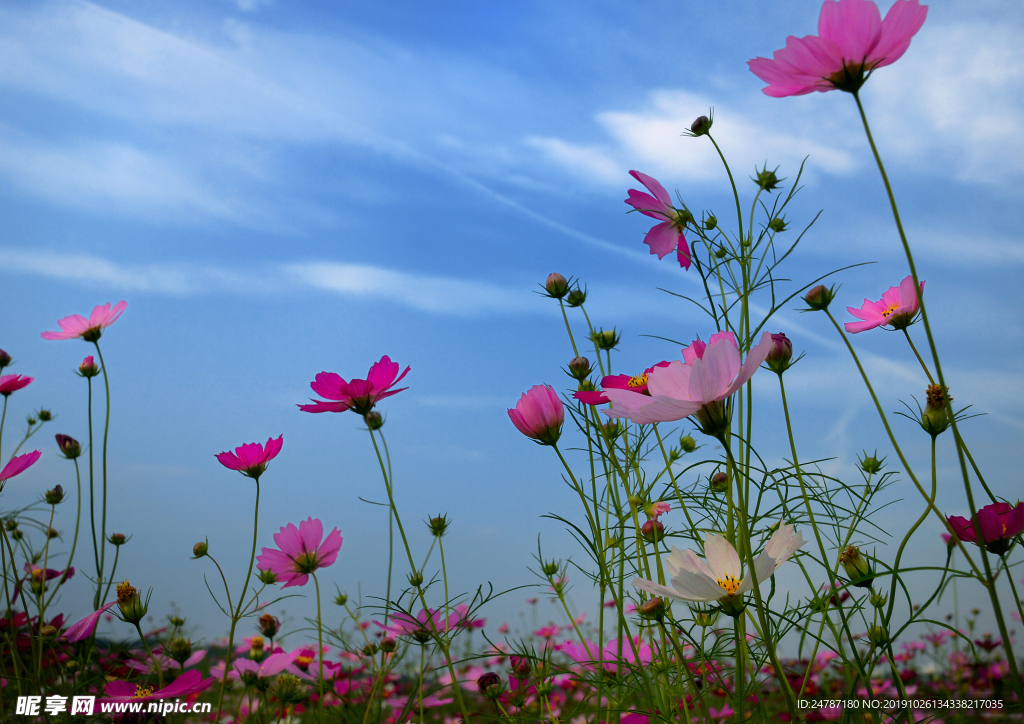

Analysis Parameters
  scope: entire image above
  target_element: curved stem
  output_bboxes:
[134,621,164,690]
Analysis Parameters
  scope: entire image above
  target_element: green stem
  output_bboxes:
[94,342,111,601]
[135,621,164,689]
[313,572,325,718]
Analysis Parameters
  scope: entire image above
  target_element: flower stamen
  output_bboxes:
[716,574,741,595]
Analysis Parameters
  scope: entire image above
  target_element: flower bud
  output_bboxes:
[859,453,883,475]
[510,655,532,677]
[11,529,23,541]
[719,594,746,618]
[37,409,52,422]
[765,333,793,373]
[192,540,208,558]
[690,114,713,136]
[248,636,266,661]
[705,215,718,231]
[674,435,695,454]
[5,518,17,531]
[259,613,281,638]
[641,519,664,543]
[477,671,503,696]
[272,673,307,704]
[868,625,889,648]
[427,514,450,538]
[768,217,788,233]
[541,560,560,577]
[109,533,127,546]
[591,328,621,351]
[168,615,186,627]
[637,596,666,620]
[55,434,82,459]
[544,273,569,299]
[26,415,36,426]
[334,592,348,606]
[408,570,424,587]
[167,636,193,665]
[363,411,384,431]
[47,527,59,540]
[258,569,278,585]
[714,245,727,259]
[78,356,100,378]
[869,590,888,609]
[39,625,59,639]
[566,287,587,308]
[380,636,397,653]
[361,641,379,656]
[601,420,622,440]
[803,284,836,312]
[839,546,874,588]
[753,164,783,192]
[45,485,66,505]
[691,606,719,628]
[567,357,591,381]
[708,472,729,494]
[116,580,148,624]
[577,378,596,392]
[0,349,11,369]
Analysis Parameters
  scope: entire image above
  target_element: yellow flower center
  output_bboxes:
[716,574,741,595]
[296,655,314,669]
[116,579,137,604]
[628,374,648,388]
[134,685,154,699]
[251,636,264,650]
[881,304,899,319]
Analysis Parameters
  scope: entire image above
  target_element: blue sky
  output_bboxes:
[1,0,1022,643]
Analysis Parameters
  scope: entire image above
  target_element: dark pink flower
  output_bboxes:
[947,502,1024,556]
[41,301,127,342]
[508,385,564,446]
[215,435,283,481]
[0,374,33,397]
[101,669,213,704]
[845,275,924,333]
[299,355,409,415]
[748,0,928,97]
[0,451,42,483]
[64,601,117,642]
[574,361,671,405]
[256,518,343,588]
[625,171,692,269]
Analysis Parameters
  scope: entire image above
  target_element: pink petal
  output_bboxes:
[261,435,284,463]
[722,331,774,398]
[298,517,325,554]
[298,400,350,413]
[628,170,672,208]
[818,0,883,63]
[643,221,680,259]
[871,0,928,68]
[0,450,42,481]
[65,601,116,642]
[310,372,347,400]
[625,188,670,218]
[366,355,400,392]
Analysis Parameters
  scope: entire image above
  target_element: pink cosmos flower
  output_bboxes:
[748,0,928,97]
[256,517,343,588]
[845,275,925,333]
[647,501,671,520]
[0,374,33,397]
[625,171,692,269]
[574,361,671,406]
[64,601,117,642]
[41,301,128,342]
[947,501,1024,556]
[508,384,564,445]
[600,331,774,434]
[231,651,303,680]
[100,669,213,705]
[0,450,42,483]
[374,608,463,642]
[215,435,283,480]
[299,355,409,415]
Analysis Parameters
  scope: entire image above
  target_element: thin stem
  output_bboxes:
[313,572,325,718]
[134,621,165,690]
[902,329,934,385]
[94,342,111,599]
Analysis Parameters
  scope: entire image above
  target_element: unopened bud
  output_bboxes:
[55,434,82,459]
[602,420,622,440]
[0,349,10,369]
[258,569,278,585]
[108,533,127,546]
[510,655,532,677]
[427,514,450,538]
[545,273,569,299]
[116,580,148,624]
[868,625,889,648]
[921,384,952,437]
[641,519,664,543]
[39,625,59,639]
[361,641,379,656]
[11,529,23,541]
[839,546,874,588]
[379,636,397,653]
[408,570,424,587]
[859,453,883,475]
[679,434,696,453]
[192,540,208,558]
[690,114,713,136]
[709,472,729,494]
[541,560,560,577]
[167,636,193,664]
[363,411,384,431]
[168,615,186,627]
[566,287,587,308]
[259,613,281,638]
[714,245,727,258]
[567,357,591,381]
[753,164,783,192]
[637,596,666,620]
[37,409,52,422]
[705,215,718,231]
[47,527,59,540]
[870,590,888,609]
[45,485,66,505]
[334,592,348,606]
[765,333,793,373]
[5,519,17,531]
[803,284,836,312]
[768,217,788,233]
[691,606,719,628]
[477,671,502,696]
[78,356,100,378]
[591,328,621,351]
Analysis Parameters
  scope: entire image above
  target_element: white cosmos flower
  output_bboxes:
[633,523,805,603]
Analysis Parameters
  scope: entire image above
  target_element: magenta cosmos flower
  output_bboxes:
[216,435,283,481]
[508,384,564,446]
[41,301,127,342]
[101,670,213,705]
[64,601,117,642]
[257,517,343,588]
[575,361,672,406]
[947,502,1024,556]
[748,0,928,97]
[625,171,692,269]
[600,331,774,435]
[845,275,924,333]
[0,450,42,484]
[299,355,410,416]
[0,374,33,397]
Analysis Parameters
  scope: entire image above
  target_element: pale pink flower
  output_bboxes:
[0,374,33,397]
[646,501,671,520]
[256,517,342,588]
[299,355,409,415]
[508,384,564,445]
[633,524,805,603]
[845,275,924,333]
[230,651,302,680]
[0,450,42,483]
[600,331,773,433]
[215,435,283,481]
[625,171,692,269]
[748,0,928,97]
[374,608,463,641]
[41,301,127,342]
